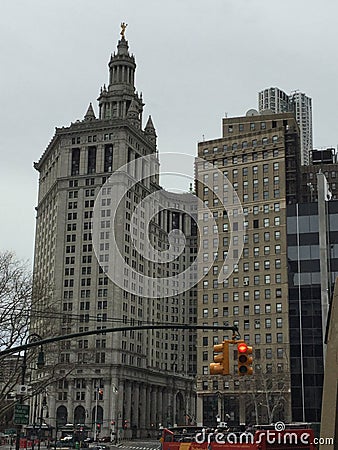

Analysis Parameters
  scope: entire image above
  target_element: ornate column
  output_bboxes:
[146,385,151,430]
[117,380,124,438]
[172,390,177,426]
[67,379,75,423]
[139,384,147,431]
[196,394,203,427]
[111,380,118,423]
[157,388,163,427]
[131,383,140,431]
[85,379,92,428]
[125,381,132,438]
[162,388,169,427]
[150,387,157,427]
[47,390,56,430]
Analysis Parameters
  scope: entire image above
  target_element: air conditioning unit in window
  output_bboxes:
[244,280,249,286]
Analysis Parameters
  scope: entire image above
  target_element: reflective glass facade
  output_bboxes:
[287,201,338,422]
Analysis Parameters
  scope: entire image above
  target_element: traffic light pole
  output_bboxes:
[93,387,98,442]
[0,325,240,357]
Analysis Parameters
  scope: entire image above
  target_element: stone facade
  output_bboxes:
[31,33,196,438]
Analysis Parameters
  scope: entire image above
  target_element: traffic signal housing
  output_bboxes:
[210,341,229,375]
[237,342,253,376]
[98,388,103,400]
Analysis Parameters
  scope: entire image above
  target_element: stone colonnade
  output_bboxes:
[50,377,195,439]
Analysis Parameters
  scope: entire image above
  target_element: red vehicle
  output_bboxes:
[160,424,318,450]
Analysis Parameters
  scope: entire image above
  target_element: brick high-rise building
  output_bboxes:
[196,111,300,426]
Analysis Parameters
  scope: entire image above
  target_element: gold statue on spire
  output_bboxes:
[120,22,128,38]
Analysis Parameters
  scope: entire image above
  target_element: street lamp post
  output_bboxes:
[15,334,45,450]
[37,396,47,450]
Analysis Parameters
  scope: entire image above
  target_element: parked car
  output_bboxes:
[55,440,74,450]
[91,445,110,450]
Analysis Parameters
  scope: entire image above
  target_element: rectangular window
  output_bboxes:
[71,148,80,175]
[104,145,113,172]
[87,146,96,174]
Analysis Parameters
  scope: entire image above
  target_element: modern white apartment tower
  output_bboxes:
[258,87,313,166]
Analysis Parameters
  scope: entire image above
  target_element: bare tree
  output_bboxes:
[0,251,32,351]
[241,359,291,425]
[0,251,74,421]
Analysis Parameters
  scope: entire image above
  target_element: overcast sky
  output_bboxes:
[1,0,338,262]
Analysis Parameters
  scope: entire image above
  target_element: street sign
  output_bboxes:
[13,404,30,425]
[5,429,17,435]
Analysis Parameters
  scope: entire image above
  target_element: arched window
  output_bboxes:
[56,405,68,427]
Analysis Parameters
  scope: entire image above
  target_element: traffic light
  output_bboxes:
[111,421,116,426]
[210,341,229,375]
[96,423,101,433]
[237,342,253,376]
[98,388,103,400]
[123,420,128,429]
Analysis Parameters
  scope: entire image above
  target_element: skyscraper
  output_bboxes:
[31,28,196,437]
[196,110,300,426]
[259,87,313,166]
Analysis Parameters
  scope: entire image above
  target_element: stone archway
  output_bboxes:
[74,405,86,425]
[175,392,185,426]
[56,405,68,427]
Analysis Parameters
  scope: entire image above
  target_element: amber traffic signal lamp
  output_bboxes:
[237,342,253,376]
[210,341,230,375]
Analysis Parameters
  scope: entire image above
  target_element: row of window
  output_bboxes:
[68,200,96,209]
[204,189,281,205]
[203,259,282,278]
[202,303,282,316]
[71,145,113,175]
[68,189,96,199]
[201,203,281,223]
[203,135,280,155]
[202,152,280,172]
[202,288,282,303]
[202,273,283,289]
[202,321,283,347]
[202,217,281,236]
[202,163,280,180]
[59,352,106,364]
[63,288,108,299]
[71,133,124,145]
[201,365,284,390]
[62,301,107,311]
[65,244,94,253]
[202,245,282,263]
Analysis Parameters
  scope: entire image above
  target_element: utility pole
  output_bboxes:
[93,387,98,442]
